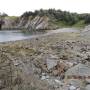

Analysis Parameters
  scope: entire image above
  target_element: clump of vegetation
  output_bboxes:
[21,9,90,28]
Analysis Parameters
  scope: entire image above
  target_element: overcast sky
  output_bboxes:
[0,0,90,16]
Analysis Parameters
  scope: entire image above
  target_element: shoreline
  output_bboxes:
[0,30,89,90]
[0,27,81,43]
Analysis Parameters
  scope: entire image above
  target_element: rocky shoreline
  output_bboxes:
[0,31,90,90]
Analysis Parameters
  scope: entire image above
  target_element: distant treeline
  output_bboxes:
[0,13,8,18]
[21,9,90,25]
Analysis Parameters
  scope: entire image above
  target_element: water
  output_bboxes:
[0,30,33,42]
[0,28,79,42]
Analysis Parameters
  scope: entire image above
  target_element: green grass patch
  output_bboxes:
[72,20,86,28]
[53,20,87,29]
[53,21,71,28]
[5,16,19,20]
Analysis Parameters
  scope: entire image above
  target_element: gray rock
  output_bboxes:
[85,85,90,90]
[65,63,90,76]
[46,54,59,70]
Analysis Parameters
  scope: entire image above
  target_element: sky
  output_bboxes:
[0,0,90,16]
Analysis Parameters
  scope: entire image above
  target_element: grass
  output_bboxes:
[7,16,18,19]
[72,20,86,29]
[53,21,71,28]
[53,20,87,29]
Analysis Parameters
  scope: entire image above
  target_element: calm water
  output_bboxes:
[0,30,33,42]
[0,28,79,42]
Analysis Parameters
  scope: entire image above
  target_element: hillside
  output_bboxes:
[0,9,90,30]
[0,9,90,90]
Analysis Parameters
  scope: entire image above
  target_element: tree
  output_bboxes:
[85,15,90,24]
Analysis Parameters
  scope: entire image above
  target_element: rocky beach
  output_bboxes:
[0,9,90,90]
[0,27,90,90]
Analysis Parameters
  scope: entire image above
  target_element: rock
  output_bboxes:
[65,63,90,77]
[65,62,74,68]
[66,79,82,88]
[68,85,77,90]
[46,54,59,70]
[85,85,90,90]
[52,70,58,76]
[19,16,58,30]
[54,79,64,87]
[84,25,90,32]
[2,16,19,29]
[1,15,58,30]
[46,78,64,89]
[41,73,49,80]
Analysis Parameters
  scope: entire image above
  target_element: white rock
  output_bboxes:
[69,85,76,90]
[41,75,46,80]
